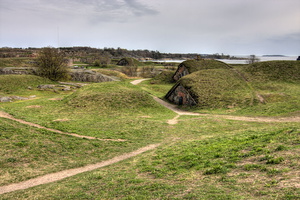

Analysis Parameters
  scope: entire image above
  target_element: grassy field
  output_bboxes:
[0,75,56,96]
[0,62,299,199]
[0,58,34,68]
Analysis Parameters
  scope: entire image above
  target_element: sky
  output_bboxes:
[0,0,299,55]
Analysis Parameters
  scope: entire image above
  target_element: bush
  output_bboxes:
[35,47,70,81]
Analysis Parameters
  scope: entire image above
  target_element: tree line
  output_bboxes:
[0,47,238,60]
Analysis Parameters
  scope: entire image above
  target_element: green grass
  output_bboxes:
[170,61,300,117]
[0,118,143,186]
[0,75,56,96]
[0,73,299,199]
[139,80,174,98]
[0,57,34,68]
[180,59,230,73]
[2,81,175,140]
[1,116,299,199]
[243,60,300,82]
[117,57,142,66]
[179,69,255,109]
[91,68,128,80]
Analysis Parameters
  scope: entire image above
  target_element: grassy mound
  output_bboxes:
[92,68,128,80]
[117,57,141,66]
[179,69,255,109]
[0,75,54,95]
[180,59,230,73]
[243,61,300,82]
[2,81,174,140]
[65,82,159,112]
[150,71,174,84]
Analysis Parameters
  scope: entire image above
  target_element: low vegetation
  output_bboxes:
[243,61,300,82]
[179,69,255,109]
[237,61,300,116]
[0,75,55,96]
[179,59,230,74]
[0,60,299,199]
[34,47,70,81]
[0,57,34,68]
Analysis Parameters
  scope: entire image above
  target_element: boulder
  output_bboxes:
[0,97,12,102]
[37,85,56,89]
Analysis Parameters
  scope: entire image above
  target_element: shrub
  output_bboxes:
[35,47,70,81]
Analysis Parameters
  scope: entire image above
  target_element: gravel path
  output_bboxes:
[0,143,160,195]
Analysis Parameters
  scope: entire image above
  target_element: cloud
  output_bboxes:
[123,0,159,16]
[1,0,299,55]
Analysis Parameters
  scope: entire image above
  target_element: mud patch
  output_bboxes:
[49,98,63,101]
[26,105,42,108]
[140,116,151,118]
[53,119,70,122]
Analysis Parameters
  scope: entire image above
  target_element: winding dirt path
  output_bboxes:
[130,78,150,85]
[1,78,298,194]
[153,96,300,124]
[0,111,126,142]
[131,78,300,124]
[0,143,160,195]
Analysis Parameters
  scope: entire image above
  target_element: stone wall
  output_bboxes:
[0,67,117,83]
[70,69,117,82]
[173,65,189,81]
[166,83,196,106]
[0,67,37,75]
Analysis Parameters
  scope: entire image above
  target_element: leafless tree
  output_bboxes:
[247,55,259,64]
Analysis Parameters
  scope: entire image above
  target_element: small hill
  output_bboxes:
[65,81,164,113]
[243,61,300,82]
[117,57,141,66]
[151,71,175,84]
[0,75,54,95]
[172,59,230,81]
[182,59,230,73]
[167,69,255,108]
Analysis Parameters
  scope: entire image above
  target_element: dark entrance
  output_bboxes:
[178,96,183,105]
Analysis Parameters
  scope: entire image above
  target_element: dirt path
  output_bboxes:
[152,97,300,124]
[130,78,150,85]
[0,143,160,195]
[0,111,126,142]
[1,78,298,194]
[131,79,300,124]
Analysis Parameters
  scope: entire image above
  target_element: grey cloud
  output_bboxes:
[124,0,159,16]
[36,0,158,18]
[1,0,299,55]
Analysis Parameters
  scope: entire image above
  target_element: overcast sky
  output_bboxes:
[1,0,299,55]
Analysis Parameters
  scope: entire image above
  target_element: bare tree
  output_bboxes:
[247,55,259,64]
[35,47,70,81]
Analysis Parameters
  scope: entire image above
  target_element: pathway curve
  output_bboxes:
[131,78,300,124]
[0,143,160,195]
[130,78,150,85]
[0,111,126,142]
[1,78,298,194]
[153,96,300,123]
